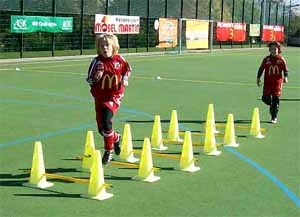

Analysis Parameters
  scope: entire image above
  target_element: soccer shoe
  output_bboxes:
[102,150,113,165]
[271,118,277,124]
[113,133,121,155]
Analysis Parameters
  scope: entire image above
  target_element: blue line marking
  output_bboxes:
[224,146,300,207]
[0,123,95,148]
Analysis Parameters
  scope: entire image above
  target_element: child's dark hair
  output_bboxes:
[267,41,282,53]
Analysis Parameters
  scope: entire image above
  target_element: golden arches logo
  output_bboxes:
[101,74,119,89]
[268,65,280,75]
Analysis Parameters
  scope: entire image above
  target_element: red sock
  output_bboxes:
[102,130,114,151]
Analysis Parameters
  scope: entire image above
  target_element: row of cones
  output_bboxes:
[23,128,200,201]
[23,104,265,201]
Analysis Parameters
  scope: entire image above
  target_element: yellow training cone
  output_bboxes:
[134,138,160,182]
[151,115,168,151]
[250,107,265,138]
[223,114,239,147]
[81,131,96,170]
[167,110,183,142]
[120,124,139,163]
[23,141,54,189]
[81,150,113,200]
[206,104,219,133]
[204,122,222,156]
[179,131,200,172]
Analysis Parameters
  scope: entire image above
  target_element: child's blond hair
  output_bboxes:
[95,34,120,56]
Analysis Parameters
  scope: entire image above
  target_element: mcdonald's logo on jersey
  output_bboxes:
[101,74,119,89]
[268,65,280,76]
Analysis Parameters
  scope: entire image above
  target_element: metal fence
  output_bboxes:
[0,0,293,58]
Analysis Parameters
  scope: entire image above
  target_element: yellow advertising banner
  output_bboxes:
[157,18,178,48]
[186,20,209,49]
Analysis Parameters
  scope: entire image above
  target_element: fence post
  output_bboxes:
[80,0,84,55]
[232,0,235,48]
[220,0,224,48]
[52,0,56,57]
[20,0,24,58]
[127,0,130,52]
[195,0,199,19]
[268,0,272,25]
[250,0,255,48]
[287,0,292,45]
[146,0,150,52]
[241,0,245,48]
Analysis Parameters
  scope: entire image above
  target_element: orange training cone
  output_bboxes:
[81,150,113,200]
[204,121,222,156]
[81,131,96,170]
[250,107,265,138]
[120,124,139,163]
[168,110,182,142]
[23,141,54,189]
[179,131,200,172]
[134,138,160,182]
[223,114,239,147]
[151,115,168,150]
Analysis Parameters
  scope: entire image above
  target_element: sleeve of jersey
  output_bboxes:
[120,55,132,79]
[257,57,266,78]
[86,58,97,85]
[281,56,288,74]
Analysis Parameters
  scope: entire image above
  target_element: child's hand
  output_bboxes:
[284,77,288,84]
[94,70,103,81]
[256,78,261,87]
[122,75,129,86]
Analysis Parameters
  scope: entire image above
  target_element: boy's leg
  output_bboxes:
[262,95,271,105]
[100,107,121,164]
[270,95,280,121]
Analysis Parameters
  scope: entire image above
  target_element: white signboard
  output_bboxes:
[94,14,140,34]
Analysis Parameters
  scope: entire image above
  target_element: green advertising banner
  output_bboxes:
[11,16,73,33]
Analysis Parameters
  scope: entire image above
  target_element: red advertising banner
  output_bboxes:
[262,25,284,42]
[216,22,246,42]
[274,25,284,42]
[233,23,246,42]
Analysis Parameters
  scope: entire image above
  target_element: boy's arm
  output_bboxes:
[256,57,267,87]
[120,56,132,86]
[256,68,263,87]
[282,56,288,84]
[86,58,97,85]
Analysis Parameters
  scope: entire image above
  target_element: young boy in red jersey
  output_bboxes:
[86,34,131,164]
[256,41,288,124]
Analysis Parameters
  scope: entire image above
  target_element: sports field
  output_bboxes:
[0,48,299,217]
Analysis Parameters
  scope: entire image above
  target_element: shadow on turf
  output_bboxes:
[257,98,300,102]
[126,119,206,124]
[15,188,81,198]
[126,119,272,125]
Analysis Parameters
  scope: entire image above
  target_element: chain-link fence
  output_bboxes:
[0,0,294,58]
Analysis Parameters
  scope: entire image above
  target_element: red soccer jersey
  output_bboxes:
[259,55,288,96]
[87,54,131,100]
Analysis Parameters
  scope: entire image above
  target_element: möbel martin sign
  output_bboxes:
[94,14,140,34]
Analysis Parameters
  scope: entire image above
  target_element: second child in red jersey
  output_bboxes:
[86,34,131,164]
[256,42,288,124]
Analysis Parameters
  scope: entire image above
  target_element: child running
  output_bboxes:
[256,41,288,124]
[86,34,131,164]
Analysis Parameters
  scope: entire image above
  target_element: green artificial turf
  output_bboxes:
[0,48,299,217]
